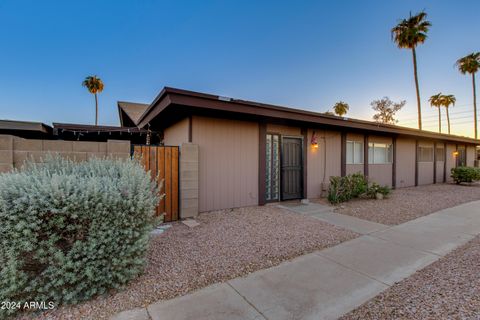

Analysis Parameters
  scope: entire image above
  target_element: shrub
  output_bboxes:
[366,182,391,198]
[328,173,391,204]
[328,173,368,204]
[451,166,480,184]
[0,156,159,316]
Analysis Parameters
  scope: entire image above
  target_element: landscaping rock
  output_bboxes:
[323,183,480,225]
[29,206,357,320]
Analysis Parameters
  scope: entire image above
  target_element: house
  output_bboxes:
[120,87,480,213]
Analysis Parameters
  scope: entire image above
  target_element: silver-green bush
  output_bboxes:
[0,156,159,316]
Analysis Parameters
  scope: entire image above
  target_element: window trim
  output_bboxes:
[346,140,364,165]
[418,146,434,163]
[368,142,393,164]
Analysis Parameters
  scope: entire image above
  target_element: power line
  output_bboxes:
[398,110,473,121]
[400,115,474,124]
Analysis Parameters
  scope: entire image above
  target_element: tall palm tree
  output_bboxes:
[333,101,349,117]
[82,75,104,126]
[429,93,443,133]
[442,94,456,135]
[391,12,431,130]
[456,52,480,139]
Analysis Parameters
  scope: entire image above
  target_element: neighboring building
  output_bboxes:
[0,120,52,139]
[126,87,479,212]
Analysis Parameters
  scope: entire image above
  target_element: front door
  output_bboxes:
[281,137,303,200]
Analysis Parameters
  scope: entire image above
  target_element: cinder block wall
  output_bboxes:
[0,134,130,172]
[180,143,199,218]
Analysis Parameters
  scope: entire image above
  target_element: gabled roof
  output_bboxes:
[117,101,149,126]
[135,87,480,145]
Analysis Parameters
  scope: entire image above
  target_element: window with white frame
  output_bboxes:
[346,141,364,164]
[368,142,393,164]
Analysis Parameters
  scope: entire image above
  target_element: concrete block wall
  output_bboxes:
[0,134,130,172]
[180,143,199,218]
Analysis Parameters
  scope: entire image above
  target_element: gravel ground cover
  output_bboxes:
[23,206,357,319]
[341,235,480,320]
[322,183,480,225]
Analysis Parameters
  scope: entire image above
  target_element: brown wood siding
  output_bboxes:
[368,136,393,187]
[266,124,301,136]
[258,122,267,205]
[193,116,259,212]
[163,117,189,146]
[445,144,457,182]
[396,138,416,188]
[346,164,364,175]
[133,145,179,222]
[418,141,434,185]
[369,164,393,187]
[467,146,476,167]
[341,132,347,177]
[306,129,341,198]
[436,161,444,183]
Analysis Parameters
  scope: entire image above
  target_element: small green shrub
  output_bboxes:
[451,166,480,184]
[328,173,368,204]
[366,182,391,198]
[328,173,391,204]
[0,156,159,317]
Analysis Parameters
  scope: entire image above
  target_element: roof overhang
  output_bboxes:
[137,87,480,145]
[0,119,52,137]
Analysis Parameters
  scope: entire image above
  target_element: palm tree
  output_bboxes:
[442,94,456,134]
[391,12,431,130]
[82,75,104,126]
[429,93,443,133]
[456,52,480,139]
[333,101,349,117]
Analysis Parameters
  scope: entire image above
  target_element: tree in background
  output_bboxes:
[391,12,431,130]
[82,76,105,126]
[442,94,456,134]
[371,97,406,124]
[333,101,349,117]
[429,93,444,133]
[456,52,480,139]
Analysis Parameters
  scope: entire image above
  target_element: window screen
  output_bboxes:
[368,142,393,164]
[418,147,434,162]
[346,141,363,164]
[435,148,445,162]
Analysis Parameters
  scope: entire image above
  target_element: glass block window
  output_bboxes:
[346,141,363,164]
[368,143,393,164]
[266,134,280,201]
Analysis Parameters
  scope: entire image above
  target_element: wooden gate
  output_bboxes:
[133,145,179,222]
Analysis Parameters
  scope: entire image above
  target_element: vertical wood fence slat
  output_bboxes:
[164,147,172,222]
[158,147,166,217]
[133,145,179,222]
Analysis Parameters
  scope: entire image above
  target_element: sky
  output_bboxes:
[0,0,479,137]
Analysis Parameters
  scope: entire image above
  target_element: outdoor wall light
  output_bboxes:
[453,151,459,157]
[311,131,319,148]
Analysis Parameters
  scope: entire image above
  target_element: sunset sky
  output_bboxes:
[0,0,479,137]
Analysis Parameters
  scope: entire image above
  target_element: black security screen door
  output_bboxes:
[281,137,303,200]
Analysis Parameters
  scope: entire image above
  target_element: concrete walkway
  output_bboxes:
[111,200,480,320]
[278,202,388,234]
